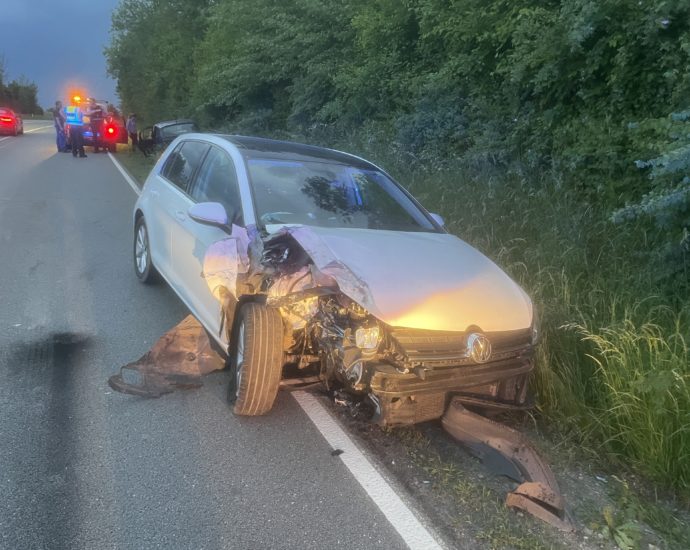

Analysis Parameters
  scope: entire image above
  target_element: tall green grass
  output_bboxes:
[321,129,690,495]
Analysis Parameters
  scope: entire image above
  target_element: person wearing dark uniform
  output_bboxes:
[87,99,105,153]
[53,101,67,152]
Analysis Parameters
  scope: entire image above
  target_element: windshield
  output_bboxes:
[246,158,436,232]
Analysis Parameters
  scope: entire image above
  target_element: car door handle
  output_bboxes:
[175,210,186,222]
[149,189,159,197]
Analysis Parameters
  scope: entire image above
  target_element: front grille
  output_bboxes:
[388,327,532,368]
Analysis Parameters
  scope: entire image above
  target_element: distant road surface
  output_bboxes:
[0,122,445,550]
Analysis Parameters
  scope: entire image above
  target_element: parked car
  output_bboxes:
[0,108,23,136]
[82,100,127,153]
[132,135,536,424]
[140,119,199,151]
[65,99,127,153]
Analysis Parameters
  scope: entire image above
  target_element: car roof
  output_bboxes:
[154,119,197,129]
[218,135,376,169]
[0,108,15,114]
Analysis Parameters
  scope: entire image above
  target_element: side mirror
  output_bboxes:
[188,202,229,229]
[430,212,445,227]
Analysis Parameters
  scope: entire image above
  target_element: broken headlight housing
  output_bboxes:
[355,325,381,351]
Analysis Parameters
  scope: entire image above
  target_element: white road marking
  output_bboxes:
[111,162,445,550]
[24,125,53,133]
[293,391,446,550]
[108,153,141,196]
[0,125,53,144]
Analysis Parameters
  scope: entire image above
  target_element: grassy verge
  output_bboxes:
[113,146,157,184]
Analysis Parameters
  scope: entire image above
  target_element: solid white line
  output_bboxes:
[108,152,141,196]
[292,391,445,550]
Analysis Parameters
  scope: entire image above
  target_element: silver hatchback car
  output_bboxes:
[133,135,536,425]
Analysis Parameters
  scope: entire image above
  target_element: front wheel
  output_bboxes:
[133,217,159,283]
[229,303,284,416]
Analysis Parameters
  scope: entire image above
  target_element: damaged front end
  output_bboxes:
[256,227,571,530]
[254,226,537,427]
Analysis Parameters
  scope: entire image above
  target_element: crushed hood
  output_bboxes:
[284,226,533,333]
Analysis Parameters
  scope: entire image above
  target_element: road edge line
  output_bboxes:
[292,391,446,550]
[108,152,141,196]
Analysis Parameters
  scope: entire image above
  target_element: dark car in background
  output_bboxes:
[0,108,23,136]
[141,119,198,150]
[82,100,128,153]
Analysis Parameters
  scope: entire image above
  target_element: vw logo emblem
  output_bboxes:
[467,333,492,363]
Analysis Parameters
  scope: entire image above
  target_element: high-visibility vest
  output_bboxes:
[65,106,84,126]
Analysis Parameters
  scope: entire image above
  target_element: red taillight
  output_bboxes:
[105,125,116,137]
[0,117,12,123]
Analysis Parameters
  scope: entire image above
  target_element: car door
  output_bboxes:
[179,145,245,344]
[154,140,209,294]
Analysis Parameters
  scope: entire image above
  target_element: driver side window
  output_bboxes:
[190,146,244,226]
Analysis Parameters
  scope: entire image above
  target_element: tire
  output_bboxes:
[229,303,284,416]
[108,143,116,153]
[133,217,159,283]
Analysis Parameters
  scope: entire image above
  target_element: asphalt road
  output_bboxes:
[0,123,423,550]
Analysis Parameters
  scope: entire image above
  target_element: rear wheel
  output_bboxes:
[229,303,284,416]
[133,217,159,283]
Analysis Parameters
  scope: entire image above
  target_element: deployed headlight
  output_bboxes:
[355,326,380,351]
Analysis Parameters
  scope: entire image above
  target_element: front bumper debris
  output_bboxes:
[369,358,533,397]
[108,315,226,397]
[441,397,574,531]
[368,358,533,425]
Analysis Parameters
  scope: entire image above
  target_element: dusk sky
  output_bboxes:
[0,0,121,108]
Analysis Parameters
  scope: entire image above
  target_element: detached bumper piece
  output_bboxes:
[442,397,574,532]
[108,315,226,397]
[369,357,533,425]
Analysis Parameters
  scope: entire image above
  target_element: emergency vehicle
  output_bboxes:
[64,95,127,153]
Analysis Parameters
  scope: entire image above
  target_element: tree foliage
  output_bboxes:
[107,1,690,183]
[0,58,41,114]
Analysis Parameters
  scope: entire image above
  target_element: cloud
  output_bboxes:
[0,0,121,107]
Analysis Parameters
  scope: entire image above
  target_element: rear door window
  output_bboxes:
[161,141,209,193]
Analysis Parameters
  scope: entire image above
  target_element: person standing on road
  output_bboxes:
[126,113,138,152]
[53,100,67,152]
[87,99,105,153]
[69,104,87,158]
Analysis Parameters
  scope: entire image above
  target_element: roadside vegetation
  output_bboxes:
[107,0,690,504]
[0,58,42,115]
